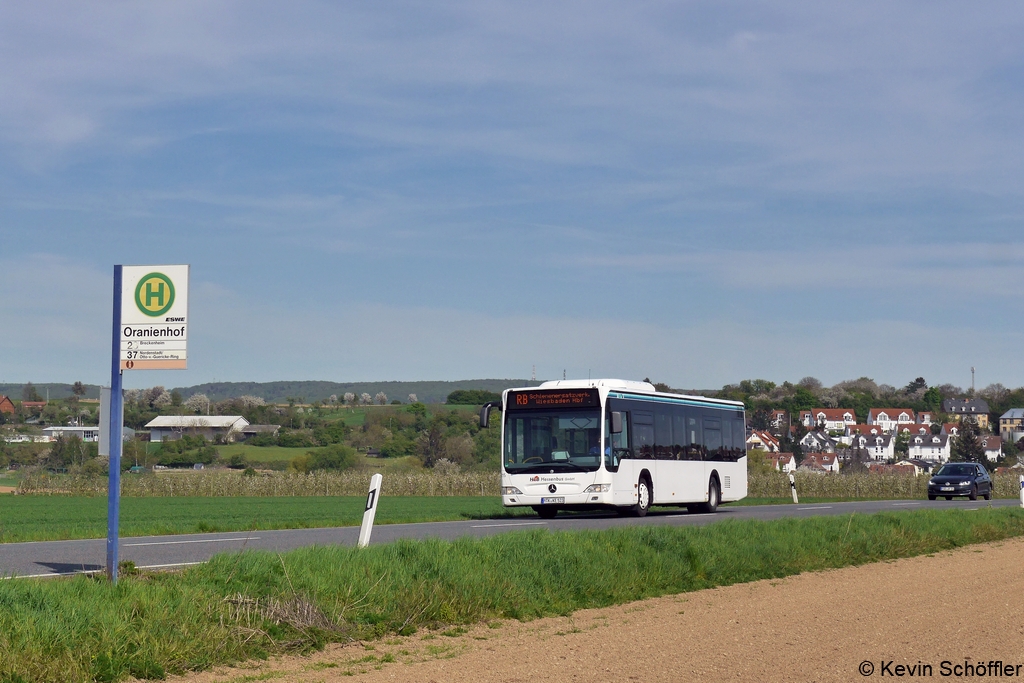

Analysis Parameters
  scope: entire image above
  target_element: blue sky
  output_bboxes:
[2,1,1024,391]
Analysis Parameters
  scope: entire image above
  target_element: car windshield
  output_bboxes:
[503,409,601,473]
[936,464,975,477]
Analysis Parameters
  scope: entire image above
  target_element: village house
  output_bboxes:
[20,400,46,413]
[941,423,960,437]
[894,423,931,435]
[917,410,934,424]
[767,452,797,473]
[867,461,916,475]
[847,424,885,436]
[849,433,894,460]
[942,398,990,429]
[746,430,780,452]
[802,453,839,472]
[907,433,950,462]
[891,459,936,475]
[808,408,857,432]
[0,396,14,414]
[999,409,1024,443]
[982,435,1002,462]
[800,431,837,453]
[770,410,789,431]
[866,408,917,433]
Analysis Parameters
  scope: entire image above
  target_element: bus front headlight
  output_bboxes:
[502,486,523,496]
[584,484,610,493]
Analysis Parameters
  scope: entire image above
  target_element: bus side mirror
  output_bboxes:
[611,411,622,434]
[480,401,501,429]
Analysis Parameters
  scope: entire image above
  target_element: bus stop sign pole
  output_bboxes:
[107,265,125,582]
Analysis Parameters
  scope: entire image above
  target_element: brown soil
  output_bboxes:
[164,538,1024,683]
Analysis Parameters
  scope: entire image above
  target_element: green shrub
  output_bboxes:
[290,444,357,473]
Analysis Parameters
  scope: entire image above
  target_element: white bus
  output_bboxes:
[480,379,747,517]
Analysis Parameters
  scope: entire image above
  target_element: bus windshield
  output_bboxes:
[503,409,602,473]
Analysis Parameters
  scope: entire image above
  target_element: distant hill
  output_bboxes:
[169,379,541,405]
[0,383,102,401]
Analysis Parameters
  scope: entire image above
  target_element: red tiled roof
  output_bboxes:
[848,424,884,435]
[868,408,916,420]
[811,408,856,421]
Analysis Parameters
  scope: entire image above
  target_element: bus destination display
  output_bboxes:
[507,389,599,410]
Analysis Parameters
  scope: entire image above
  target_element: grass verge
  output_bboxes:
[0,496,532,543]
[3,507,1024,682]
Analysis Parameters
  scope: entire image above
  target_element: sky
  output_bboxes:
[2,1,1024,391]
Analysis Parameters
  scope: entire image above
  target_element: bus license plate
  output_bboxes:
[540,497,564,504]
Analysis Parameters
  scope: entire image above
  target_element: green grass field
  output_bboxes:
[0,495,529,543]
[0,470,22,488]
[214,443,325,463]
[2,507,1023,683]
[0,492,975,544]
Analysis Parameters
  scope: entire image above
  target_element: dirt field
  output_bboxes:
[166,537,1024,683]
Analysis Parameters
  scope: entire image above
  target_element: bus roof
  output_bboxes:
[524,379,744,409]
[539,379,654,392]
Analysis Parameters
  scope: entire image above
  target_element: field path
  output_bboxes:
[165,537,1024,683]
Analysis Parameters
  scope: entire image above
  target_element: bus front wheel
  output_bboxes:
[698,478,720,514]
[634,476,651,517]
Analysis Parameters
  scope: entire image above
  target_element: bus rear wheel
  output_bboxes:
[634,476,651,517]
[698,477,720,514]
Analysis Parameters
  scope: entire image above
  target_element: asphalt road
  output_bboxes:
[1,498,1018,579]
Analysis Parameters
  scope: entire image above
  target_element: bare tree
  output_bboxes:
[798,377,823,392]
[239,395,266,408]
[344,392,356,406]
[980,384,1010,402]
[329,394,338,404]
[375,392,388,406]
[835,377,879,397]
[146,386,167,406]
[443,433,475,466]
[360,393,372,406]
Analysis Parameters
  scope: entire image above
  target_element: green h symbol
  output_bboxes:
[145,281,166,308]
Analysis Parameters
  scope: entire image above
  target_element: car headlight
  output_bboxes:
[584,483,610,493]
[928,479,937,485]
[501,486,523,496]
[959,480,971,486]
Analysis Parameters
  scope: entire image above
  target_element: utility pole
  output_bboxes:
[971,367,975,393]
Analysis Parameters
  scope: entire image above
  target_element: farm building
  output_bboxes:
[145,415,249,443]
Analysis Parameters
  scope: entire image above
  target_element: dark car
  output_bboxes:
[927,462,992,501]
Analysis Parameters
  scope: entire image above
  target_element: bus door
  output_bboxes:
[668,406,704,503]
[701,411,723,488]
[605,407,637,506]
[631,410,655,501]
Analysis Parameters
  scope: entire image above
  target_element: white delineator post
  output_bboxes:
[358,473,383,548]
[789,472,799,504]
[1019,475,1023,509]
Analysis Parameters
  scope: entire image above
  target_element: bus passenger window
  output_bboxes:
[634,412,654,459]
